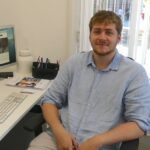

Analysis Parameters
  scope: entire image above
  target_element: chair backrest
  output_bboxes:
[120,138,139,150]
[127,57,134,61]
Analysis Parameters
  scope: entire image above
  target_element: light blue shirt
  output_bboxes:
[41,51,150,150]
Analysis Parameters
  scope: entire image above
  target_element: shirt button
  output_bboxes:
[87,103,90,107]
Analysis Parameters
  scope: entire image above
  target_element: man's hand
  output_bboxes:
[78,136,101,150]
[52,125,78,150]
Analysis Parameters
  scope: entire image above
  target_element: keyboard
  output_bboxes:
[0,72,13,78]
[0,92,28,123]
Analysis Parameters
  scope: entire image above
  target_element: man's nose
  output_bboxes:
[98,31,107,39]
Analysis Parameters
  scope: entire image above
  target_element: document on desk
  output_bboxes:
[6,76,50,90]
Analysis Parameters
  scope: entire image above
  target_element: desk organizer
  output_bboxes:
[32,62,59,80]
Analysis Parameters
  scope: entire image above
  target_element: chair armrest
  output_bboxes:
[23,105,45,136]
[120,138,139,150]
[23,112,45,131]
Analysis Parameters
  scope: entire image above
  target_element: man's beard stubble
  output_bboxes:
[93,48,115,56]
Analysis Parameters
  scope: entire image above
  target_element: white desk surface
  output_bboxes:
[0,77,51,141]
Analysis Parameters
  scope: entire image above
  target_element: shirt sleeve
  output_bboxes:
[40,56,74,109]
[124,66,150,132]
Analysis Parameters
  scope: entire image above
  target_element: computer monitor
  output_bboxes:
[0,26,16,69]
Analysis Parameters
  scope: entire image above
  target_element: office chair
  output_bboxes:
[23,105,45,136]
[24,105,139,150]
[0,109,42,150]
[120,138,139,150]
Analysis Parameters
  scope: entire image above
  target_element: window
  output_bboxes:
[78,0,150,77]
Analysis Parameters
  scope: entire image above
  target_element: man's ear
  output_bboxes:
[117,35,121,43]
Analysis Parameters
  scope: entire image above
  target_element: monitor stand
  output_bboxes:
[0,63,17,72]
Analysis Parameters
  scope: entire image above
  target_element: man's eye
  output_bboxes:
[106,31,113,35]
[93,30,101,34]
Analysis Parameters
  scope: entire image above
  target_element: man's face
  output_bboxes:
[89,23,121,56]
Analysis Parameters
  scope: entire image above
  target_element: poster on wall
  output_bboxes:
[0,26,16,66]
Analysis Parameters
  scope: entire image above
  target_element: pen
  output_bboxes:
[20,91,34,94]
[45,58,50,68]
[37,56,41,68]
[40,57,43,68]
[57,59,60,65]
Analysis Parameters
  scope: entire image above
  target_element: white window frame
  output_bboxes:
[75,0,150,68]
[78,0,94,52]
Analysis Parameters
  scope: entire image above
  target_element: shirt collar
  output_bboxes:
[87,50,122,71]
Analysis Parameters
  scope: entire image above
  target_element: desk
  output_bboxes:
[0,77,50,141]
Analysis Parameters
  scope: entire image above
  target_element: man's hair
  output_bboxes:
[89,10,122,35]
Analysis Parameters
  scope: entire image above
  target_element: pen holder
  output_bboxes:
[32,62,59,80]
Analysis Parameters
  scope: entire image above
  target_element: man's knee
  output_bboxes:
[27,132,58,150]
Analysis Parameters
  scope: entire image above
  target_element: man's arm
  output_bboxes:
[42,103,78,150]
[79,122,144,150]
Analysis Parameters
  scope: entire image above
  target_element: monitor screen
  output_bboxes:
[0,26,16,67]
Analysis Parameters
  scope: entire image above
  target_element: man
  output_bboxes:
[28,10,150,150]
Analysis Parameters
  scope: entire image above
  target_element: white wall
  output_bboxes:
[0,0,70,65]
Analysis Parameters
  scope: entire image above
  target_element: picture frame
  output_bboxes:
[0,25,16,66]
